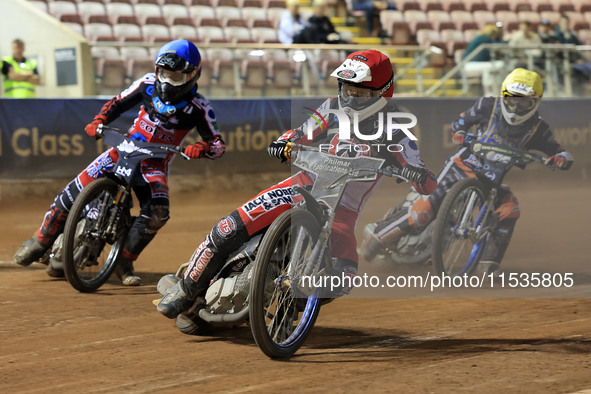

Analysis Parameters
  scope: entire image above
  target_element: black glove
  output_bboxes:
[267,140,292,162]
[401,165,428,185]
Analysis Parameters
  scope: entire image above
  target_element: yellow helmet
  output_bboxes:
[500,68,543,125]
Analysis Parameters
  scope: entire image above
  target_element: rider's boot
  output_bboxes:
[157,279,198,319]
[477,218,517,275]
[322,258,359,298]
[114,256,141,286]
[14,234,51,266]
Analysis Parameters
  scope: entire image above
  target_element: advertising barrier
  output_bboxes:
[0,98,589,179]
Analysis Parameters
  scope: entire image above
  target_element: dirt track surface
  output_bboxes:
[1,177,590,393]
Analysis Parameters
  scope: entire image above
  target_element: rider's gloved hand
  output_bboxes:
[184,141,210,159]
[401,165,428,185]
[545,151,574,170]
[85,116,106,138]
[267,140,292,162]
[452,130,466,145]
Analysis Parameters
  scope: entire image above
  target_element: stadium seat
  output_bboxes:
[84,22,114,41]
[77,1,106,24]
[49,1,77,19]
[450,10,474,26]
[251,19,274,29]
[463,29,480,42]
[197,25,225,41]
[460,21,479,31]
[577,29,591,44]
[242,7,268,27]
[512,3,533,12]
[427,10,451,30]
[224,24,252,42]
[92,46,126,91]
[216,0,242,21]
[403,10,428,32]
[557,3,576,13]
[170,24,199,40]
[438,21,456,31]
[401,1,421,12]
[133,3,162,25]
[105,2,135,25]
[416,29,441,46]
[495,11,519,24]
[574,22,591,32]
[29,0,49,13]
[113,23,143,41]
[469,3,488,12]
[161,4,189,25]
[120,45,153,81]
[491,3,510,13]
[142,24,171,42]
[518,11,541,23]
[535,3,554,13]
[380,10,404,37]
[540,11,561,25]
[266,1,287,27]
[441,29,465,54]
[445,2,466,12]
[250,27,278,42]
[189,5,217,21]
[423,2,443,12]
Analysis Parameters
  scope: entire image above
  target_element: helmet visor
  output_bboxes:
[157,68,192,86]
[502,94,539,114]
[340,81,382,99]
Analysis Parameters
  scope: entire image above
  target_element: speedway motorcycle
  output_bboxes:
[157,142,407,358]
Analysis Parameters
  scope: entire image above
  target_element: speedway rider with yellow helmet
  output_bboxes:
[362,68,574,274]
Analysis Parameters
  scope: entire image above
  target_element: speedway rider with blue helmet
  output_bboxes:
[14,40,225,285]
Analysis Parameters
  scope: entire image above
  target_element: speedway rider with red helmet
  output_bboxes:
[157,50,437,320]
[14,40,225,285]
[361,68,574,274]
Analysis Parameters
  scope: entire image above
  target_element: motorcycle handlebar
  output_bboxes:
[95,124,191,160]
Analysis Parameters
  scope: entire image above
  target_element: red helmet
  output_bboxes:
[330,50,395,110]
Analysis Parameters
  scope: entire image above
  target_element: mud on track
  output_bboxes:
[1,176,590,393]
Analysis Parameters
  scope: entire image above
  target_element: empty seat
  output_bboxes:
[416,29,441,45]
[461,21,479,31]
[441,29,465,53]
[196,26,225,41]
[250,27,278,42]
[470,10,494,29]
[224,25,251,42]
[85,23,114,41]
[495,11,519,24]
[445,2,466,12]
[113,23,143,40]
[251,19,274,28]
[427,10,451,29]
[380,10,404,37]
[242,7,267,26]
[105,3,135,25]
[491,2,510,12]
[424,2,444,11]
[142,24,171,42]
[49,1,77,19]
[512,2,532,12]
[403,10,428,32]
[189,6,217,21]
[133,3,162,24]
[120,46,153,81]
[170,25,199,40]
[161,4,189,25]
[437,21,456,31]
[77,1,106,24]
[29,1,49,13]
[172,17,196,26]
[574,22,591,32]
[450,10,474,24]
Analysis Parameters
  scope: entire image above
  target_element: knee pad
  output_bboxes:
[147,205,170,231]
[495,193,520,221]
[409,196,434,228]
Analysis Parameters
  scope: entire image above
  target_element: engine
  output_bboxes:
[204,263,253,314]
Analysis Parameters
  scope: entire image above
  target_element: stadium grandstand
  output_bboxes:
[7,0,591,97]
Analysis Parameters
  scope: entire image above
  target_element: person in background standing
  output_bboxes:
[1,39,40,98]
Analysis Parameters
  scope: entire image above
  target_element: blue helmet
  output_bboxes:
[154,40,201,104]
